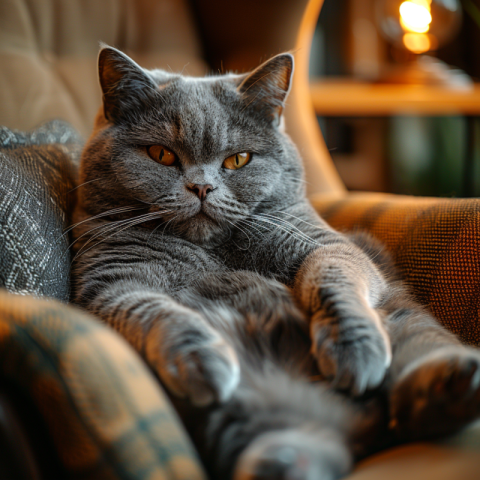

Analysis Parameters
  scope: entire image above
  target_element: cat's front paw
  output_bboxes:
[391,347,480,440]
[311,309,391,396]
[147,315,240,407]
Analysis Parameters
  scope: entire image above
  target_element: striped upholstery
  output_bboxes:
[0,289,206,480]
[311,192,480,346]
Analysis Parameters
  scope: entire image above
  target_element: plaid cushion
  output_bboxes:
[311,192,480,346]
[0,290,206,480]
[0,121,81,301]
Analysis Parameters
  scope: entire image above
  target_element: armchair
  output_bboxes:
[0,0,479,479]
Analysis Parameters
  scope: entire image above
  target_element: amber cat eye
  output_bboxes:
[147,145,176,166]
[223,152,251,170]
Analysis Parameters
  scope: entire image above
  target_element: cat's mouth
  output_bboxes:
[195,211,213,222]
[196,202,220,222]
[179,209,230,247]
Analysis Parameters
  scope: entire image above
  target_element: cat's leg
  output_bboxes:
[293,245,392,395]
[201,370,355,480]
[180,271,356,479]
[384,290,480,439]
[78,278,240,406]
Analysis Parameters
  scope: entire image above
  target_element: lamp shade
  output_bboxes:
[376,0,462,54]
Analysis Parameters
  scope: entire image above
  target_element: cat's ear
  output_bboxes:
[237,53,294,125]
[98,45,158,123]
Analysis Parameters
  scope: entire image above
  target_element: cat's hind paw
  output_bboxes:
[391,347,480,440]
[233,429,351,480]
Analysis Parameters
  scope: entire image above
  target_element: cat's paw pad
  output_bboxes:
[312,311,391,396]
[233,430,351,480]
[148,322,240,407]
[391,347,480,439]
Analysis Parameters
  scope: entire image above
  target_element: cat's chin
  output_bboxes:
[179,213,230,248]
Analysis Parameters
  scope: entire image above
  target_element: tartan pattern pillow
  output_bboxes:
[0,290,206,480]
[0,121,81,301]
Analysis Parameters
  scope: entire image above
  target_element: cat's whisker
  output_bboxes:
[146,212,175,246]
[247,217,307,245]
[271,210,326,233]
[61,205,147,239]
[72,214,155,259]
[252,217,318,246]
[67,177,103,194]
[72,218,139,263]
[65,219,127,255]
[221,209,250,222]
[252,214,318,246]
[180,62,190,75]
[160,214,179,241]
[73,212,168,264]
[73,211,170,257]
[255,213,319,245]
[237,219,268,240]
[290,177,310,185]
[225,219,252,250]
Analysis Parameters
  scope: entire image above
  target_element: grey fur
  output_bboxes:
[72,47,480,480]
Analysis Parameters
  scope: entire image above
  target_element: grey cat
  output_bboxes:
[71,46,480,480]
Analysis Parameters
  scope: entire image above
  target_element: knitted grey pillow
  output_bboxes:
[0,121,82,301]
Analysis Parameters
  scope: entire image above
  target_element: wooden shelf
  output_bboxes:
[310,78,480,116]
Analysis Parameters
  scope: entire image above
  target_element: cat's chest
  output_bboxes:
[146,233,226,285]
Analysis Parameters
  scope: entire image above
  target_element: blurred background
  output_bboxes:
[310,0,480,197]
[2,0,479,198]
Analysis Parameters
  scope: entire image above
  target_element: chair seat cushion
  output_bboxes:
[0,120,81,301]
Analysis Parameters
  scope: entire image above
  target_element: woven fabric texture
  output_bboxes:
[0,289,206,480]
[0,121,81,301]
[311,192,480,346]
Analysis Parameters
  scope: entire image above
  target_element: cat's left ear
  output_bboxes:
[98,45,159,123]
[237,53,294,125]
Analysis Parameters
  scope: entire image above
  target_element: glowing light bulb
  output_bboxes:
[403,33,431,53]
[399,1,432,34]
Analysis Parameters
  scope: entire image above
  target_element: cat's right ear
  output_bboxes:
[98,45,158,123]
[237,53,294,126]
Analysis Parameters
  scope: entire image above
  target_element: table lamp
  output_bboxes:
[375,0,471,87]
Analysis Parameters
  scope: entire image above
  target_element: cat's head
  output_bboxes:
[79,46,305,247]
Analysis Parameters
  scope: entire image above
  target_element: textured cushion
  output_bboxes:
[0,289,206,480]
[311,192,480,345]
[0,120,81,301]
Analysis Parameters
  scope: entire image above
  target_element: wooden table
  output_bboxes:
[310,79,480,196]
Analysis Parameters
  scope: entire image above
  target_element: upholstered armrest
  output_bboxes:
[310,192,480,346]
[0,290,206,480]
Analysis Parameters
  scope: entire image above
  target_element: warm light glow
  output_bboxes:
[403,32,431,53]
[399,1,432,34]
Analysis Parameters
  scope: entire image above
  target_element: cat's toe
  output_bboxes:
[391,347,480,440]
[312,313,391,396]
[233,429,351,480]
[147,320,240,407]
[173,338,241,407]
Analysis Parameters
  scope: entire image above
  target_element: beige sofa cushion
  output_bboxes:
[0,0,208,137]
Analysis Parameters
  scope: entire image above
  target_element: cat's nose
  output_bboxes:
[187,183,214,201]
